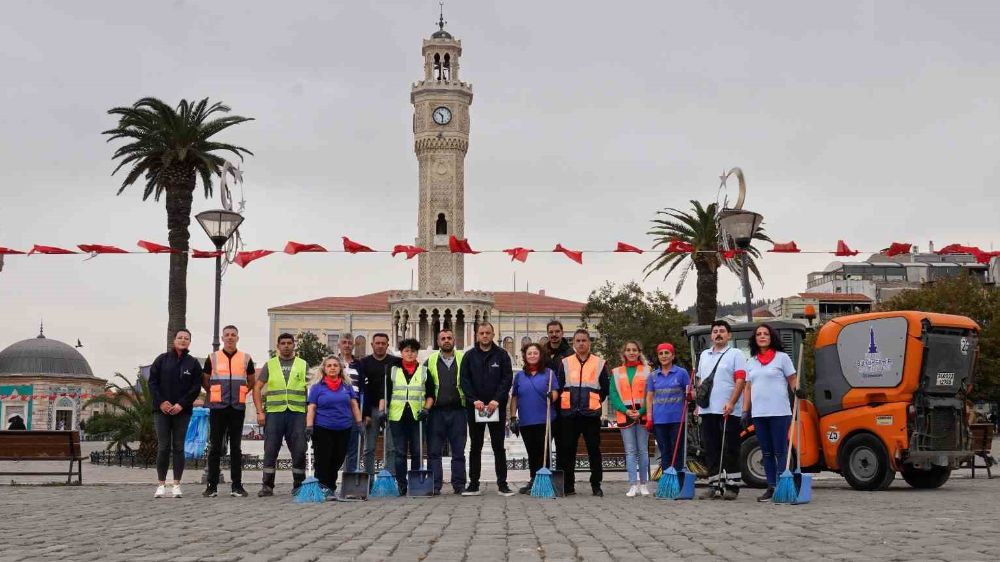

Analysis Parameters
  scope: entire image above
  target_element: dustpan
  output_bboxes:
[407,418,433,497]
[340,396,370,501]
[675,397,695,500]
[792,397,812,504]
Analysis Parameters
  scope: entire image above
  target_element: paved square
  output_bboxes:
[1,472,998,562]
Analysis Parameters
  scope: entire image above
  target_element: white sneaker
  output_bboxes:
[639,484,651,497]
[154,485,166,498]
[626,484,639,498]
[171,484,183,498]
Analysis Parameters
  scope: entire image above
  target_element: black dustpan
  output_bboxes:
[341,395,370,500]
[407,419,433,497]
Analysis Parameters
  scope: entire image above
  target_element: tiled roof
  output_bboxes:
[269,290,586,314]
[492,292,586,314]
[798,292,873,303]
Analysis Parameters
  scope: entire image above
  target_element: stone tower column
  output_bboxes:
[411,22,473,295]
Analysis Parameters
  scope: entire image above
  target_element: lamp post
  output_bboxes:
[718,208,763,323]
[196,209,244,352]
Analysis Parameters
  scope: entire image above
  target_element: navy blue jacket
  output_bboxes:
[460,343,513,407]
[149,348,204,413]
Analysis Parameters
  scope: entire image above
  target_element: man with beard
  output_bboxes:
[425,329,467,495]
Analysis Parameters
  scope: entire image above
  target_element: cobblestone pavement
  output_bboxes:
[1,474,998,562]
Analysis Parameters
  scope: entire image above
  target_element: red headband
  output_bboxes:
[656,343,674,354]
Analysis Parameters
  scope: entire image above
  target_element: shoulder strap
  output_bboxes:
[701,349,729,384]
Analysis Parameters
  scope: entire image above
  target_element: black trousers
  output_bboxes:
[154,411,191,482]
[700,413,742,487]
[390,419,421,489]
[467,408,507,486]
[557,414,601,492]
[208,406,245,486]
[312,425,351,492]
[519,424,550,481]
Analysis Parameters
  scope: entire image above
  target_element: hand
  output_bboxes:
[644,417,654,431]
[168,404,183,415]
[363,416,371,427]
[417,408,429,422]
[722,403,734,416]
[159,401,173,414]
[508,416,520,436]
[686,387,696,401]
[626,409,639,420]
[305,427,313,441]
[356,419,365,431]
[473,400,485,412]
[487,400,499,416]
[256,412,265,426]
[741,411,752,430]
[795,387,808,399]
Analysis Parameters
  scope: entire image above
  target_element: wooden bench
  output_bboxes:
[0,430,84,485]
[964,423,995,479]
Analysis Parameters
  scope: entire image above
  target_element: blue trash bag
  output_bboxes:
[184,407,210,460]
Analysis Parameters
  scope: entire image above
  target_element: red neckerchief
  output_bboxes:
[624,360,642,368]
[402,360,418,375]
[757,348,777,365]
[323,376,342,392]
[525,364,539,374]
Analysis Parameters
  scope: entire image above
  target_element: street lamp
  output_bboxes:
[718,207,763,323]
[196,209,244,352]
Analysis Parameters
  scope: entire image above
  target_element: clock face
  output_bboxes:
[432,106,452,125]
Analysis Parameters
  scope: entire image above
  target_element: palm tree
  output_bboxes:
[104,98,253,347]
[84,373,157,463]
[644,200,771,324]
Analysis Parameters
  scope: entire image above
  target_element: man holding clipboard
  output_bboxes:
[460,322,515,496]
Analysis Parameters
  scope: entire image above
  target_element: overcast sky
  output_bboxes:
[2,1,998,380]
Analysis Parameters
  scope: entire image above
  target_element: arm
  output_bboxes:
[381,373,393,413]
[307,403,316,428]
[424,372,435,410]
[492,352,514,406]
[351,399,362,424]
[724,353,747,415]
[742,381,752,414]
[509,377,519,419]
[608,375,627,414]
[202,357,212,391]
[253,363,267,425]
[598,364,611,402]
[645,391,655,423]
[245,357,256,396]
[180,357,204,411]
[148,355,169,412]
[549,370,561,403]
[459,353,480,406]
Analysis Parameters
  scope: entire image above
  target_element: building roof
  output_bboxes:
[269,290,586,315]
[798,292,873,303]
[0,330,97,379]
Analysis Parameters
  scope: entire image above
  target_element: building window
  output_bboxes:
[326,334,340,349]
[436,213,448,235]
[354,335,367,357]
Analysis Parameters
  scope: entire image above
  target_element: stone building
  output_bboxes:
[268,20,595,363]
[0,326,107,430]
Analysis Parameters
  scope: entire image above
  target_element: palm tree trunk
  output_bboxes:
[695,262,719,325]
[163,165,196,349]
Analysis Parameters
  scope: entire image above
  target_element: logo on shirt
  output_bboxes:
[182,369,191,376]
[857,327,893,378]
[490,362,499,368]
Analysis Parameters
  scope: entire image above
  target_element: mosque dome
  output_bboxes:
[0,330,95,378]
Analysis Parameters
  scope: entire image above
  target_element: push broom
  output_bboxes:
[371,367,400,498]
[655,396,686,499]
[293,440,326,503]
[772,393,800,504]
[530,370,557,499]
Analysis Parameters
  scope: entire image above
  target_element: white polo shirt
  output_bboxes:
[696,346,748,416]
[746,352,796,418]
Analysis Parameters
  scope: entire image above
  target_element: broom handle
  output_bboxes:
[784,395,799,473]
[357,391,365,471]
[382,365,389,464]
[795,340,804,471]
[543,369,553,468]
[669,396,685,468]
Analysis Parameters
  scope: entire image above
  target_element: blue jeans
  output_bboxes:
[754,415,792,487]
[620,424,650,483]
[428,408,467,492]
[653,423,683,471]
[344,424,361,472]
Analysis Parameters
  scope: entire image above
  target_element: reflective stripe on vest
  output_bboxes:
[208,350,251,408]
[388,365,427,422]
[265,356,308,413]
[611,364,649,424]
[426,350,464,407]
[559,355,604,415]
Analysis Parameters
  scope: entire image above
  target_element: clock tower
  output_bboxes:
[411,13,473,295]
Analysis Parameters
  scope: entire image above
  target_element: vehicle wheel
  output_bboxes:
[877,467,896,490]
[900,465,951,489]
[839,433,892,491]
[739,435,768,489]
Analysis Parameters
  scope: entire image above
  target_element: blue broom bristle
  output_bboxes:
[293,477,326,504]
[530,468,556,498]
[773,471,798,504]
[656,468,680,499]
[370,470,400,498]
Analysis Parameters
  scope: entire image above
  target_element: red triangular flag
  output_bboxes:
[342,237,374,254]
[0,247,25,255]
[885,242,912,257]
[284,241,328,255]
[391,245,426,259]
[978,250,1000,264]
[233,250,274,268]
[191,249,223,258]
[721,249,742,259]
[665,239,695,253]
[137,240,180,254]
[834,240,859,257]
[448,235,479,254]
[553,244,583,264]
[28,245,77,255]
[78,244,128,254]
[769,241,801,253]
[503,247,533,263]
[614,241,644,254]
[937,243,980,256]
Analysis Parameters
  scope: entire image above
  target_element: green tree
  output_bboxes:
[104,98,253,348]
[877,275,1000,400]
[84,373,157,463]
[295,331,331,368]
[581,281,692,369]
[644,200,771,325]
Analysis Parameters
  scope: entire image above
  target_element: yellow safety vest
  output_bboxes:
[426,350,464,407]
[387,365,427,422]
[264,356,308,413]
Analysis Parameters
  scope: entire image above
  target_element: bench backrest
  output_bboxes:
[0,430,82,460]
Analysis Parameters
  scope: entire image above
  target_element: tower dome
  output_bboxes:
[0,329,95,378]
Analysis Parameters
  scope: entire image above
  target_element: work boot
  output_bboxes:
[757,487,774,502]
[202,484,218,498]
[230,484,248,498]
[518,483,532,495]
[497,483,515,497]
[257,486,274,497]
[591,484,604,497]
[461,483,481,496]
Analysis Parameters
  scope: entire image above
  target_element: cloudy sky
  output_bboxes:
[1,1,998,380]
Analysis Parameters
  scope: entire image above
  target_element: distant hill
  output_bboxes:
[683,299,773,322]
